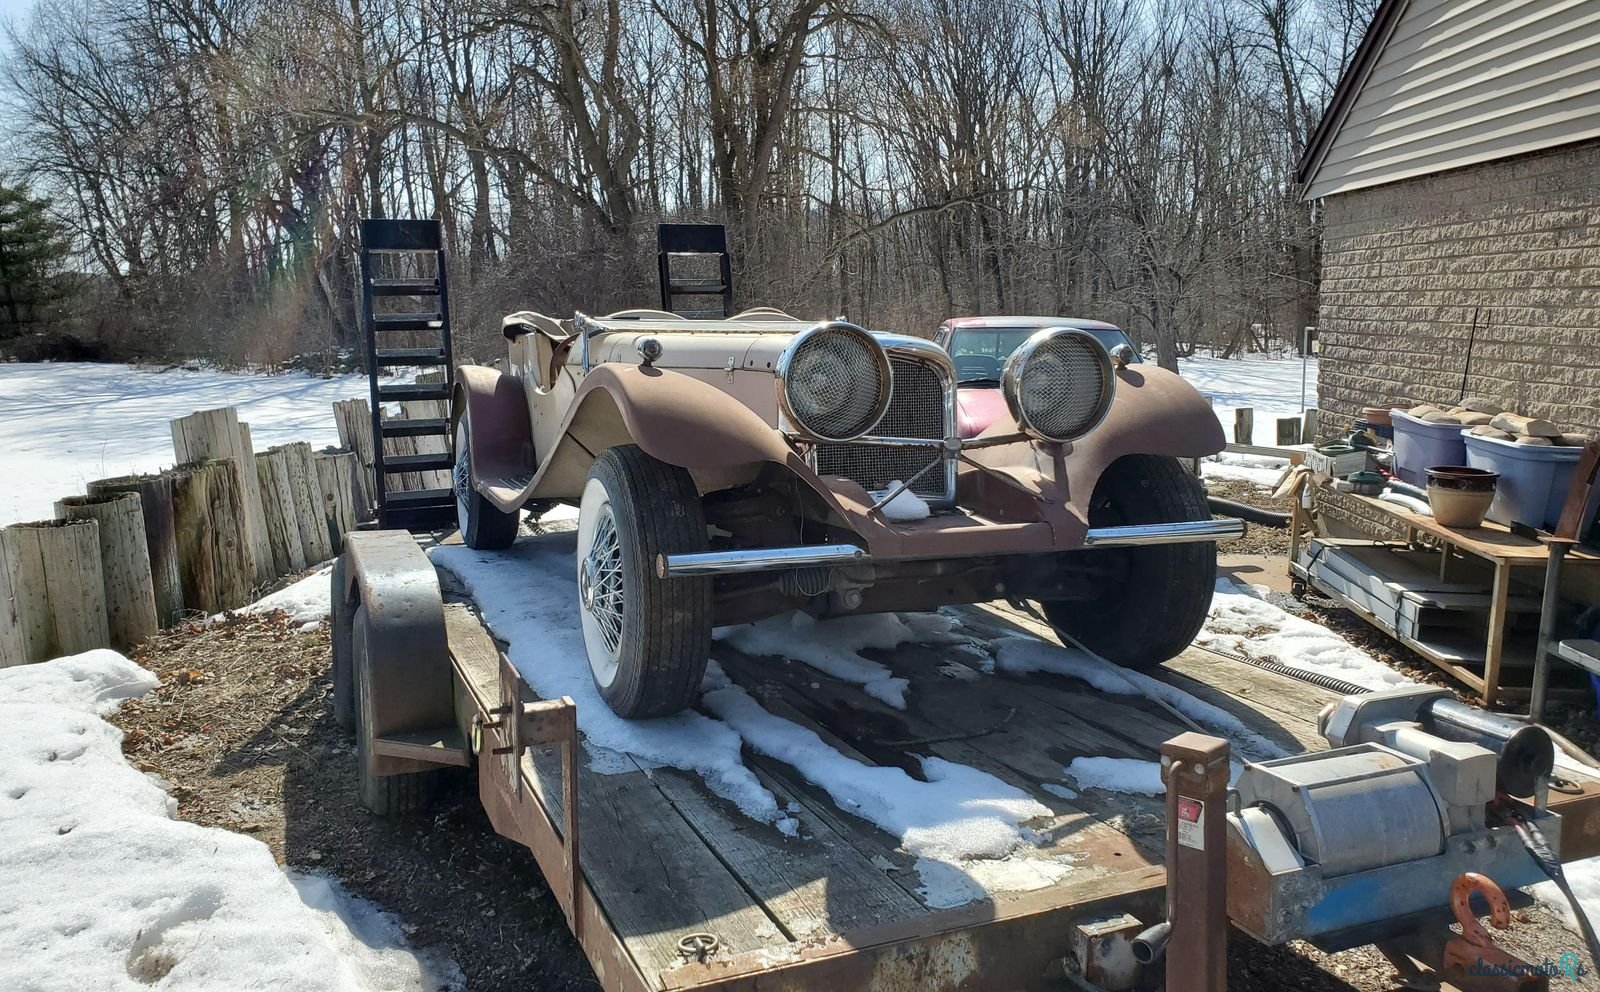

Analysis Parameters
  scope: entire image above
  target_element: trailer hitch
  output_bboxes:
[1442,872,1547,991]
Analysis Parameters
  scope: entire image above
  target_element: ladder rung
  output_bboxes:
[383,488,455,508]
[378,383,451,402]
[373,313,444,331]
[383,453,454,473]
[375,347,448,366]
[667,280,727,294]
[369,278,440,296]
[380,418,450,438]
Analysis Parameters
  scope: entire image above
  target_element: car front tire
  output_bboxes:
[1040,454,1215,670]
[577,445,712,719]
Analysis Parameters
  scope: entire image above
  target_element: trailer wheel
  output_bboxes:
[577,445,712,719]
[1041,454,1214,670]
[454,414,519,550]
[353,603,438,814]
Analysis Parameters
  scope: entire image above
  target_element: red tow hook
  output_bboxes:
[1442,872,1548,992]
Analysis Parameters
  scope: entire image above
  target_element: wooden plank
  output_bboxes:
[1234,407,1254,445]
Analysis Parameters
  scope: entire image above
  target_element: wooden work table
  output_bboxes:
[1291,491,1600,707]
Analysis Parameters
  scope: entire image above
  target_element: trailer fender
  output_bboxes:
[452,365,537,506]
[517,363,795,505]
[335,531,454,776]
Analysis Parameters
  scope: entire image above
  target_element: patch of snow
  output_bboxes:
[0,362,408,527]
[0,650,458,992]
[1532,858,1600,940]
[227,563,334,625]
[702,682,1050,864]
[991,636,1287,760]
[1200,577,1410,691]
[1179,354,1318,434]
[872,483,931,522]
[288,873,465,991]
[429,536,786,825]
[1202,451,1292,489]
[912,855,1074,909]
[715,611,962,710]
[1066,756,1166,796]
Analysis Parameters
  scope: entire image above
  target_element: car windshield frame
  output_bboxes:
[946,325,1138,384]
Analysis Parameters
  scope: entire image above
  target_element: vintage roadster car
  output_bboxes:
[450,308,1238,718]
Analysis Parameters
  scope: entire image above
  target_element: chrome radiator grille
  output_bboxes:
[815,358,950,499]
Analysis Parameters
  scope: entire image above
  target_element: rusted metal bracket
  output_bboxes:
[1161,732,1231,992]
[1442,873,1547,991]
[492,654,582,940]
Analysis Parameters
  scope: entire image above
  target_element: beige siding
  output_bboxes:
[1308,0,1600,199]
[1317,140,1600,435]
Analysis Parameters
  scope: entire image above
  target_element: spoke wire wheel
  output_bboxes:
[577,479,625,689]
[453,419,472,536]
[575,445,712,718]
[452,411,519,550]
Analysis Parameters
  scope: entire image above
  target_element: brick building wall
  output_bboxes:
[1317,139,1600,435]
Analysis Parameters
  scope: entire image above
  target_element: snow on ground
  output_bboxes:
[715,611,963,709]
[1179,353,1318,431]
[0,650,460,992]
[1199,577,1411,692]
[1201,451,1293,488]
[1065,757,1166,797]
[1534,860,1600,941]
[0,363,390,526]
[226,562,335,629]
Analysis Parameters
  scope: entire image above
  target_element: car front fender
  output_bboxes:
[452,365,537,507]
[509,364,798,507]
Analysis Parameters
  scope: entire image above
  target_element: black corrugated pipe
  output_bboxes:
[1207,496,1290,529]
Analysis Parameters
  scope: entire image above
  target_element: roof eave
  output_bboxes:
[1296,0,1410,196]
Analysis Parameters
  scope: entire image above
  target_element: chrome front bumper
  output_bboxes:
[655,518,1245,578]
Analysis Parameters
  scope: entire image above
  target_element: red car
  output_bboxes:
[936,316,1140,438]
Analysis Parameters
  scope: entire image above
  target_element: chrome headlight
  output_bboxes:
[1002,328,1116,443]
[776,321,893,442]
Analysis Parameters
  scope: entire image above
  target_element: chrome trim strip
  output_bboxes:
[656,544,870,578]
[1081,519,1245,547]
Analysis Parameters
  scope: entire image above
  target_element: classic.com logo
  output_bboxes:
[1469,952,1587,980]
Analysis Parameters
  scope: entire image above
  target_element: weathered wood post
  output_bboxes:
[170,459,254,614]
[314,449,359,554]
[333,398,376,521]
[256,447,308,576]
[171,407,270,586]
[1301,408,1320,444]
[87,473,183,629]
[404,371,452,492]
[284,442,334,564]
[1276,417,1302,447]
[54,493,159,651]
[0,519,110,666]
[1234,408,1254,446]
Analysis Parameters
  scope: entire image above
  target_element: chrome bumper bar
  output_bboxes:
[656,518,1245,578]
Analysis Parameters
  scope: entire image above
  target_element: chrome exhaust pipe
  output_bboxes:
[656,543,871,579]
[1082,518,1245,547]
[656,519,1243,578]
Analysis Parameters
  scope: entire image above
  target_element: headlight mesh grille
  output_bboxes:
[785,329,890,440]
[1017,333,1112,441]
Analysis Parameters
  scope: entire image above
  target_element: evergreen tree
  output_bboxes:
[0,181,69,340]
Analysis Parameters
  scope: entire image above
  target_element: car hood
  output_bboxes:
[956,386,1007,438]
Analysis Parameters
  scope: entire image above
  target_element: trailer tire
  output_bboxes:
[577,445,712,719]
[353,603,438,814]
[1041,454,1214,671]
[454,414,520,550]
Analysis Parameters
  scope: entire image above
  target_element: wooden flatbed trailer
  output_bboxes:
[332,530,1600,992]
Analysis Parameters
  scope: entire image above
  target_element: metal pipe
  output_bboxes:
[656,544,870,578]
[1081,518,1245,547]
[1530,540,1570,722]
[1131,921,1172,965]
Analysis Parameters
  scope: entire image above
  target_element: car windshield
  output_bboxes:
[948,326,1137,383]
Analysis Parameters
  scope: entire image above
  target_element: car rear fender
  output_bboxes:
[511,364,796,507]
[451,365,537,507]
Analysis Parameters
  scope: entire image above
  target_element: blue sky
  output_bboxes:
[0,0,33,27]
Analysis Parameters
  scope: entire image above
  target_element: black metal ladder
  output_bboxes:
[657,223,732,317]
[360,219,458,531]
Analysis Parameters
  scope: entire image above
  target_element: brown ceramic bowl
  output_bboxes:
[1425,465,1499,493]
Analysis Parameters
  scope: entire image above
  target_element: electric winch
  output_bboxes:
[1226,685,1558,947]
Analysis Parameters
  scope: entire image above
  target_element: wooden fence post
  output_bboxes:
[1302,408,1320,444]
[1234,408,1254,445]
[1276,417,1302,446]
[314,450,359,554]
[281,442,333,564]
[0,519,109,666]
[87,473,183,629]
[333,398,376,522]
[55,493,159,652]
[171,408,271,586]
[171,460,254,614]
[256,448,308,576]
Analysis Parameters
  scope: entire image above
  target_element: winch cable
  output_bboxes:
[1510,810,1600,971]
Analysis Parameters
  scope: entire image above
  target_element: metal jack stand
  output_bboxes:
[1136,733,1231,992]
